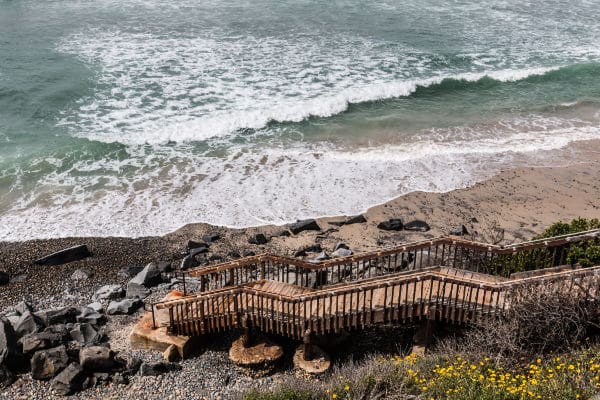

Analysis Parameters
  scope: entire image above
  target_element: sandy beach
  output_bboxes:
[2,140,600,308]
[1,139,600,399]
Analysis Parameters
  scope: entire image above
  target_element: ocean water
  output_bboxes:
[1,0,600,240]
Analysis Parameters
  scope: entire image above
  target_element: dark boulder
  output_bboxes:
[202,233,221,244]
[86,302,104,313]
[332,248,352,258]
[126,263,162,298]
[274,229,291,237]
[76,308,106,326]
[180,255,199,271]
[117,266,144,279]
[189,246,209,258]
[92,285,124,302]
[36,307,77,326]
[0,318,18,364]
[308,252,330,263]
[377,219,404,231]
[79,346,114,372]
[295,244,322,257]
[139,361,182,376]
[70,323,103,346]
[0,271,8,286]
[242,250,256,257]
[15,301,34,316]
[31,345,69,380]
[19,331,66,355]
[248,233,269,245]
[187,240,209,250]
[156,261,172,273]
[227,251,241,259]
[50,362,86,396]
[346,214,367,225]
[34,245,92,266]
[15,311,44,337]
[404,220,431,232]
[106,298,143,316]
[289,219,321,235]
[334,242,349,251]
[0,365,15,389]
[450,225,469,236]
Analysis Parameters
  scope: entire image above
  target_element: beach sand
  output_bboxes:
[1,139,599,308]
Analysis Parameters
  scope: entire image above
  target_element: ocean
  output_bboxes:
[1,0,600,240]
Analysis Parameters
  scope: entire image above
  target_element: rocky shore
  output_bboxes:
[2,143,600,399]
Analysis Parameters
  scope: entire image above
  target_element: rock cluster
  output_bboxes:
[377,218,431,232]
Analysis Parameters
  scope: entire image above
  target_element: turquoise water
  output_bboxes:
[1,0,600,239]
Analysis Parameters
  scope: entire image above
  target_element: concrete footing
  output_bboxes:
[129,291,193,358]
[229,335,284,377]
[293,344,331,374]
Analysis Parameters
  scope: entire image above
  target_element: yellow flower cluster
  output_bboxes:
[388,353,600,400]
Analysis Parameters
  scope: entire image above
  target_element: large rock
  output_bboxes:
[86,302,104,314]
[450,225,469,236]
[294,244,322,257]
[0,271,8,286]
[0,365,15,389]
[31,345,69,380]
[70,323,102,346]
[180,255,199,271]
[404,220,431,232]
[346,214,367,225]
[79,346,114,372]
[126,263,162,298]
[187,240,209,251]
[308,252,330,263]
[189,246,208,257]
[117,266,143,279]
[0,318,18,364]
[15,311,44,337]
[36,307,77,326]
[15,301,34,315]
[19,331,66,355]
[139,361,182,376]
[50,362,85,396]
[76,308,106,326]
[92,285,125,302]
[34,245,92,266]
[377,218,404,231]
[106,298,142,315]
[248,233,269,245]
[332,248,353,258]
[289,219,321,235]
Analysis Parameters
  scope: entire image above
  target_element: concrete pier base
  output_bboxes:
[129,291,193,358]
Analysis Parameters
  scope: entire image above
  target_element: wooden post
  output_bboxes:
[242,316,253,348]
[303,329,313,361]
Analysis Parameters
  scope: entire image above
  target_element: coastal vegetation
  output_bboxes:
[244,218,600,400]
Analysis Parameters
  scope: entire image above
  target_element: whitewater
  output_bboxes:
[1,0,600,240]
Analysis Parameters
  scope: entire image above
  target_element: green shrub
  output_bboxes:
[538,218,600,268]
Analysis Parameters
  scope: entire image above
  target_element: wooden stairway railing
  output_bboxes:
[156,264,600,339]
[178,229,600,293]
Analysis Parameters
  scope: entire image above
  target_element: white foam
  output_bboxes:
[2,115,600,240]
[55,27,568,145]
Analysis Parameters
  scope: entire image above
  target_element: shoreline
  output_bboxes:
[2,139,600,307]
